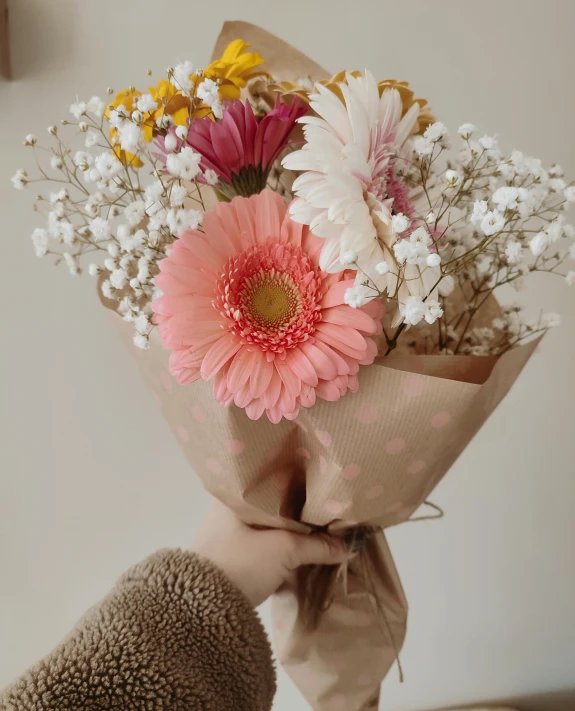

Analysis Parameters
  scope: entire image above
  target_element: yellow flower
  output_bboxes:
[143,80,191,141]
[105,88,144,167]
[105,40,268,155]
[265,71,434,136]
[204,39,268,101]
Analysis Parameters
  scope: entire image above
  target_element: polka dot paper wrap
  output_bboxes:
[101,22,543,711]
[111,304,539,710]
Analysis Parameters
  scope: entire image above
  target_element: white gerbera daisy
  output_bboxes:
[283,70,448,323]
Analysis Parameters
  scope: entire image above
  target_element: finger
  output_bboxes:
[287,533,348,569]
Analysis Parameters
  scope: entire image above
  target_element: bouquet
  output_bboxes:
[12,21,573,711]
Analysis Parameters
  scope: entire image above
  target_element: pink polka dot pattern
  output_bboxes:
[319,455,328,474]
[407,459,426,475]
[225,439,245,455]
[295,447,311,460]
[294,419,309,433]
[356,404,378,424]
[314,429,332,447]
[176,425,189,442]
[190,406,207,423]
[160,371,174,391]
[431,410,451,428]
[325,499,347,516]
[366,484,384,500]
[152,390,163,408]
[385,501,403,514]
[385,437,406,455]
[341,463,361,480]
[206,458,222,474]
[403,375,425,397]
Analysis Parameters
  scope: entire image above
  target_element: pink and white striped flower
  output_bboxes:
[283,71,445,320]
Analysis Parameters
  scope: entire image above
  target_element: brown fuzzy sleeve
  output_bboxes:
[0,550,276,711]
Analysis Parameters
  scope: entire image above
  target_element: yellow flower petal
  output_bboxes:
[270,72,434,136]
[206,39,267,91]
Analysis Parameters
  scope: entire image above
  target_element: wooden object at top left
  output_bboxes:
[0,0,10,80]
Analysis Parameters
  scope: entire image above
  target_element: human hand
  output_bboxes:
[192,499,349,607]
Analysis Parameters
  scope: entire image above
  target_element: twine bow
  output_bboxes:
[298,500,445,684]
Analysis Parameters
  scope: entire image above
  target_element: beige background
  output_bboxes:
[1,1,574,709]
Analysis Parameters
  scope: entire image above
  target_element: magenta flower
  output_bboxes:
[186,97,306,199]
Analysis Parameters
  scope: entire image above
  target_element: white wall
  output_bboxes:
[1,1,574,709]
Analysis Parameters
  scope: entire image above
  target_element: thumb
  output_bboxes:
[287,533,348,569]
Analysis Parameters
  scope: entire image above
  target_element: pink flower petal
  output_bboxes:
[245,398,266,420]
[262,371,283,409]
[315,322,367,359]
[255,189,284,242]
[249,351,274,399]
[226,346,256,393]
[320,279,355,308]
[315,379,343,402]
[284,348,319,387]
[322,305,377,335]
[313,339,350,376]
[200,334,242,380]
[301,342,337,381]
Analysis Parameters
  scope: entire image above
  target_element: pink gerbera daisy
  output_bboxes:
[152,190,384,423]
[185,97,306,199]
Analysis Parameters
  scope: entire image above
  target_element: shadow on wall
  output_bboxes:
[7,0,77,81]
[431,688,575,711]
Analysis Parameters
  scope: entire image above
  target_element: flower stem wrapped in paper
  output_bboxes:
[14,20,575,711]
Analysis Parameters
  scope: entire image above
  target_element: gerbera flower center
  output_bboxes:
[215,238,324,354]
[242,274,301,328]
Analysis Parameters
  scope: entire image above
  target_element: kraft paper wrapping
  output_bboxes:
[101,24,543,710]
[109,313,540,711]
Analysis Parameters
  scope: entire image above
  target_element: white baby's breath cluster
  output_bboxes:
[11,65,214,349]
[390,120,575,353]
